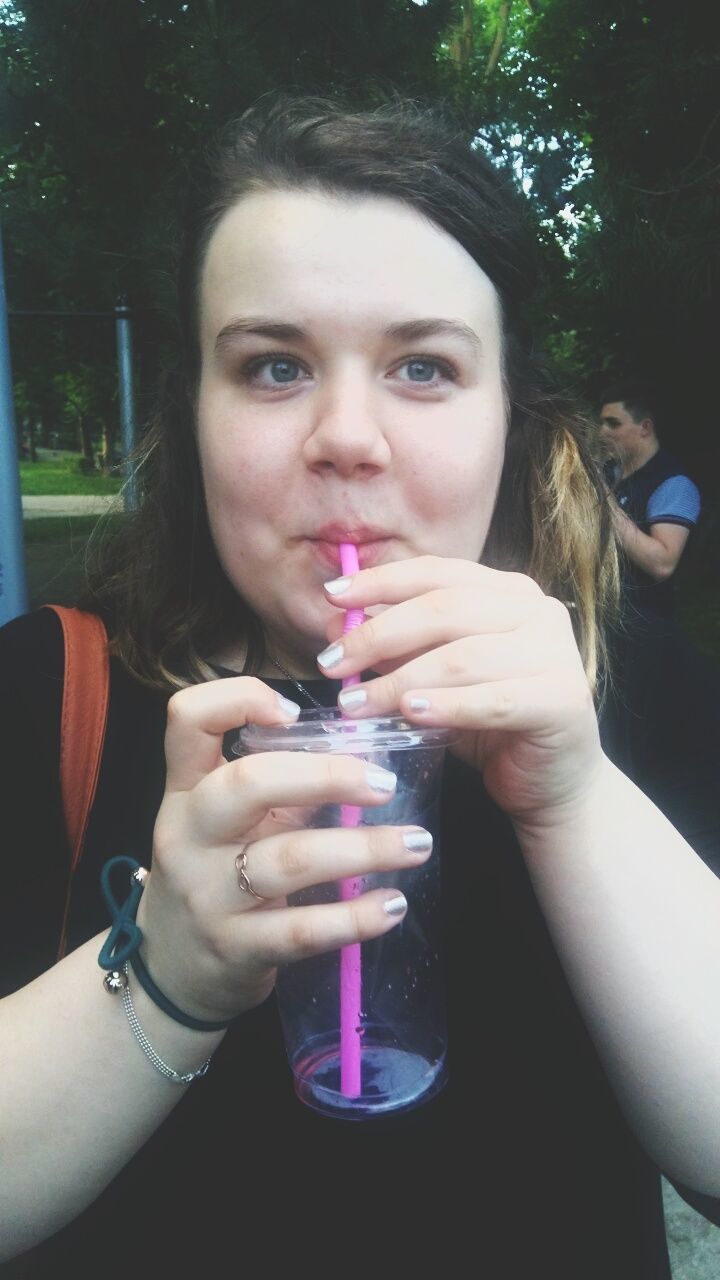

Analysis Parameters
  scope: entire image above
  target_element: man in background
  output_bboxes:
[599,385,701,617]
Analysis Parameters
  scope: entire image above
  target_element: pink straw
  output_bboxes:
[339,542,365,1097]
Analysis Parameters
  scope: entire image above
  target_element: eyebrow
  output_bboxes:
[214,316,483,356]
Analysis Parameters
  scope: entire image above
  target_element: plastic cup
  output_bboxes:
[235,708,454,1120]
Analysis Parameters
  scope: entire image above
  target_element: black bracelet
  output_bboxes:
[129,950,241,1033]
[98,855,243,1033]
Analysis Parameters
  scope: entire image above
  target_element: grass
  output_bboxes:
[20,454,122,496]
[23,515,120,608]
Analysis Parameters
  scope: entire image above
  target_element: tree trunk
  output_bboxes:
[449,0,474,69]
[78,418,94,468]
[100,418,118,472]
[485,0,512,79]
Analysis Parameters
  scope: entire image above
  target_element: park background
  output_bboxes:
[2,4,720,1274]
[2,0,719,653]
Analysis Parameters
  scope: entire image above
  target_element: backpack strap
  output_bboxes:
[44,605,110,959]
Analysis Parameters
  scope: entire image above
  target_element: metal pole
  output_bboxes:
[0,225,28,625]
[115,296,137,511]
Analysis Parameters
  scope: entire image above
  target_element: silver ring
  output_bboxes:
[235,848,267,901]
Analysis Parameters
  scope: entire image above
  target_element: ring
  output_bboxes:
[235,848,267,901]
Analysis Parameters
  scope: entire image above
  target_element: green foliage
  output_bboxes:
[2,0,719,468]
[1,0,463,438]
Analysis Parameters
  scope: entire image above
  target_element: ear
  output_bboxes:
[639,417,654,436]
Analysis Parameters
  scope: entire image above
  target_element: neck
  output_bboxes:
[622,437,659,478]
[210,637,321,681]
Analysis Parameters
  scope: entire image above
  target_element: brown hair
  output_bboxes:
[82,95,618,690]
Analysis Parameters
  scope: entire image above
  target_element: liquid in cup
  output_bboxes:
[235,709,454,1120]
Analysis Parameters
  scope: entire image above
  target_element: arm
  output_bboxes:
[610,502,689,581]
[318,557,720,1198]
[0,938,226,1259]
[515,759,720,1197]
[0,677,419,1258]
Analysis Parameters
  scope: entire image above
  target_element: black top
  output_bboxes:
[611,448,701,617]
[2,607,720,1279]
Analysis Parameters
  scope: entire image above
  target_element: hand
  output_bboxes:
[320,556,603,828]
[138,678,432,1024]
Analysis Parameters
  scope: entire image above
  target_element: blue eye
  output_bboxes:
[396,357,457,385]
[406,360,437,382]
[240,355,308,389]
[266,359,300,384]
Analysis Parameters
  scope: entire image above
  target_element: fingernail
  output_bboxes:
[408,696,431,712]
[317,641,344,670]
[338,687,367,712]
[324,575,352,596]
[383,893,408,917]
[366,765,397,793]
[276,693,301,719]
[403,829,433,854]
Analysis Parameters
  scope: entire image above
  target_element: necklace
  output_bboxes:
[267,655,326,710]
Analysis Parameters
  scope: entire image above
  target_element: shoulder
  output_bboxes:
[646,470,701,528]
[0,605,64,673]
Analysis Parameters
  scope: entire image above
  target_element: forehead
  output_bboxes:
[199,188,502,351]
[601,402,636,424]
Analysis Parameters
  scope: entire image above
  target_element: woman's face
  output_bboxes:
[197,187,507,668]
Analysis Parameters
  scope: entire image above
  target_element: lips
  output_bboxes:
[304,522,392,569]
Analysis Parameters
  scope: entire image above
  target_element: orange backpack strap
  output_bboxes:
[44,605,110,959]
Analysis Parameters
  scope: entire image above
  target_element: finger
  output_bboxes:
[164,677,300,793]
[322,555,538,611]
[318,580,546,681]
[233,887,410,969]
[185,751,398,845]
[235,823,433,901]
[396,674,594,736]
[336,626,577,717]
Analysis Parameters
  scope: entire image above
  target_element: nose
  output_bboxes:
[302,367,392,478]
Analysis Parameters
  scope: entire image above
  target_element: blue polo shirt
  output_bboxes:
[612,448,701,616]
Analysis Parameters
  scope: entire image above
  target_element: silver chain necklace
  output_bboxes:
[267,655,326,710]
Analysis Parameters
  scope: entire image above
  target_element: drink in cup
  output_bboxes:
[235,709,454,1120]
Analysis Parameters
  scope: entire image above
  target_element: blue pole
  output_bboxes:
[0,224,28,625]
[115,296,137,511]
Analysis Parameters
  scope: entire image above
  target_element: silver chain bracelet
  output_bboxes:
[120,963,212,1085]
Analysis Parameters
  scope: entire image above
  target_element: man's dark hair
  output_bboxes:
[600,383,657,426]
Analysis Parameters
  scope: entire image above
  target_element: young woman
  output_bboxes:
[2,97,720,1278]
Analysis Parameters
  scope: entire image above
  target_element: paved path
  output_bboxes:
[663,1179,720,1278]
[21,495,121,519]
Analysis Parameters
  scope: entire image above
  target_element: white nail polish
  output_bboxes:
[403,830,433,853]
[409,696,431,712]
[383,894,407,917]
[324,575,352,596]
[317,642,344,670]
[367,766,397,793]
[338,687,367,711]
[276,693,301,719]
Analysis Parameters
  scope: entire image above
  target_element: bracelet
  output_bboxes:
[120,964,212,1085]
[99,855,242,1032]
[128,949,235,1033]
[97,856,147,971]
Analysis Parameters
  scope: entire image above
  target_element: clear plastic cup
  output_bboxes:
[235,708,454,1120]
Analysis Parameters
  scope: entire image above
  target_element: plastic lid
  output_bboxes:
[235,707,455,755]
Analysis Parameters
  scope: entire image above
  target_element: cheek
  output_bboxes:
[409,406,505,522]
[197,391,285,527]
